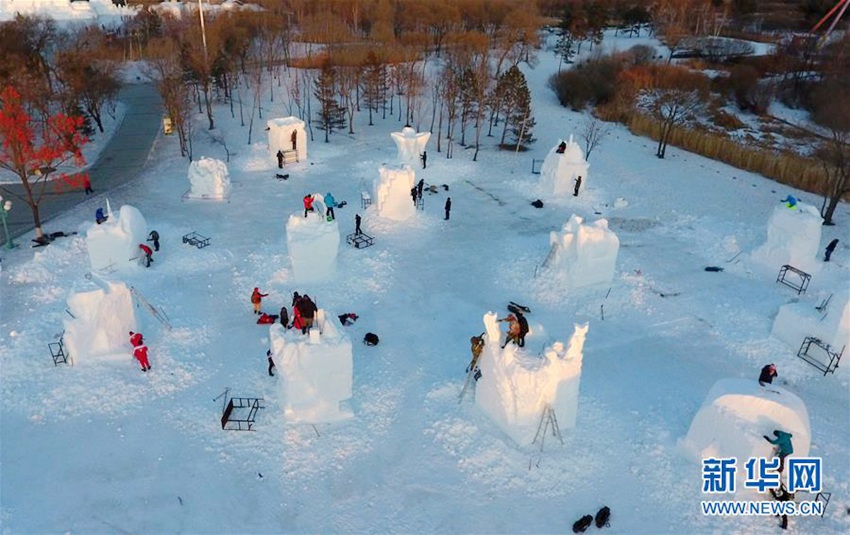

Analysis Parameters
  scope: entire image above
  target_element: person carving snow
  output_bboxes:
[324,192,336,221]
[763,430,794,472]
[758,364,777,386]
[138,243,153,268]
[303,195,314,217]
[134,343,151,372]
[498,314,521,348]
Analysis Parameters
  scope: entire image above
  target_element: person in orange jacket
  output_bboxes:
[498,313,521,348]
[251,287,268,315]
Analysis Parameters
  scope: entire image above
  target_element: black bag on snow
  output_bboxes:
[595,506,610,528]
[363,333,379,346]
[572,515,593,533]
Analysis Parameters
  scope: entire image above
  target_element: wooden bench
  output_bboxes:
[346,232,374,249]
[182,231,210,249]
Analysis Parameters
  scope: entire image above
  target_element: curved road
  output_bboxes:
[3,83,163,240]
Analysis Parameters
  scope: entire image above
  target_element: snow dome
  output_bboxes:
[390,126,430,169]
[539,136,589,197]
[62,281,139,365]
[269,310,353,423]
[186,157,231,200]
[475,312,588,446]
[374,164,416,221]
[85,203,148,272]
[679,378,811,471]
[750,202,823,275]
[772,289,850,351]
[268,117,307,164]
[545,215,619,289]
[285,199,340,281]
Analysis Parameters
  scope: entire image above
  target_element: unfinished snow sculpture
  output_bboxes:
[475,311,588,446]
[186,157,231,200]
[374,164,416,221]
[268,117,307,164]
[751,201,822,274]
[390,126,430,169]
[269,310,353,423]
[545,215,619,289]
[772,289,850,352]
[540,136,589,197]
[285,200,339,281]
[63,281,139,365]
[86,203,148,272]
[679,378,811,476]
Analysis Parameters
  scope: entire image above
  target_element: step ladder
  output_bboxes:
[532,404,563,452]
[130,286,173,330]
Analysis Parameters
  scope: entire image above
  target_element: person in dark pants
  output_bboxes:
[824,238,839,262]
[516,311,529,347]
[759,364,777,386]
[267,350,276,376]
[444,197,451,220]
[417,178,425,199]
[276,150,284,168]
[83,175,93,194]
[290,130,297,151]
[764,430,794,472]
[421,151,427,169]
[139,243,153,267]
[574,176,582,197]
[95,207,107,224]
[770,484,794,530]
[280,306,289,328]
[411,187,417,206]
[148,230,160,251]
[355,214,362,236]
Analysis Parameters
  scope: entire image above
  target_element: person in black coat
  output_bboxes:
[148,230,160,251]
[267,350,276,376]
[824,238,839,262]
[444,197,451,220]
[355,214,362,236]
[280,306,289,328]
[516,311,529,347]
[276,150,284,169]
[759,364,777,386]
[573,176,582,197]
[770,484,794,530]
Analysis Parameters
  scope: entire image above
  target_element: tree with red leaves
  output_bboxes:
[0,85,89,239]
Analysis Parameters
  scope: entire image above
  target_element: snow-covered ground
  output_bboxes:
[1,30,849,534]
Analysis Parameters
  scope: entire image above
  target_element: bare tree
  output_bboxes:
[648,88,704,158]
[580,116,611,161]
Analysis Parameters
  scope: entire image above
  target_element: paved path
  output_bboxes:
[3,83,163,241]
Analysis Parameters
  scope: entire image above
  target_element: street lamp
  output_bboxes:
[0,195,16,250]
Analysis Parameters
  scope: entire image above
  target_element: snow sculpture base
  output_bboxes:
[390,126,430,169]
[539,136,589,197]
[269,310,353,423]
[546,215,619,289]
[268,117,307,164]
[86,204,147,272]
[772,290,850,351]
[679,378,811,472]
[285,206,340,282]
[62,281,139,365]
[185,157,231,200]
[475,312,588,446]
[751,202,822,275]
[374,164,416,221]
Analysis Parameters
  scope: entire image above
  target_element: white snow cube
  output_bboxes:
[186,156,231,199]
[540,136,589,197]
[62,282,139,364]
[285,205,340,282]
[86,204,148,272]
[547,214,619,289]
[751,202,823,275]
[374,164,416,221]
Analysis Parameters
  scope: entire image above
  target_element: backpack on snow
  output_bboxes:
[572,515,593,533]
[363,333,379,346]
[595,506,610,528]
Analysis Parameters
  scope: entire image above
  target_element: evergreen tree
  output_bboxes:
[361,51,387,126]
[496,66,535,149]
[313,61,347,143]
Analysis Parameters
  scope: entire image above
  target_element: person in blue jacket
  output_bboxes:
[781,195,797,209]
[324,192,336,221]
[764,430,793,471]
[95,207,107,224]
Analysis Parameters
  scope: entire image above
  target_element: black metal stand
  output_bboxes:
[48,331,69,366]
[346,232,374,249]
[221,396,265,431]
[531,159,544,175]
[183,231,211,249]
[776,265,811,294]
[796,336,843,376]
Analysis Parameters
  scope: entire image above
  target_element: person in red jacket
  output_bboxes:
[251,287,268,315]
[139,243,153,268]
[129,331,144,347]
[303,195,314,217]
[134,343,151,372]
[291,305,304,332]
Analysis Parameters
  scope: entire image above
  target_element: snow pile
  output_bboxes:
[546,215,619,289]
[750,202,823,274]
[62,281,138,365]
[268,117,307,164]
[679,378,811,471]
[0,0,137,23]
[390,126,430,169]
[285,203,340,281]
[86,204,148,272]
[374,164,416,221]
[475,312,588,446]
[186,157,231,200]
[539,136,589,197]
[268,310,353,423]
[772,290,850,351]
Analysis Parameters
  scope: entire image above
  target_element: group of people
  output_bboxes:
[303,193,338,221]
[252,288,319,335]
[128,331,151,372]
[497,310,529,348]
[137,230,160,268]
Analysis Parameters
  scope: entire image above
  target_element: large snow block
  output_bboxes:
[285,204,340,282]
[374,164,416,221]
[547,215,619,289]
[186,156,231,199]
[390,126,430,169]
[86,204,147,272]
[269,310,353,423]
[62,282,139,364]
[475,312,588,446]
[751,202,822,275]
[772,290,850,351]
[540,136,589,197]
[268,117,307,163]
[679,378,811,471]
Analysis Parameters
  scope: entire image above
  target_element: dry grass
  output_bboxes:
[626,113,827,194]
